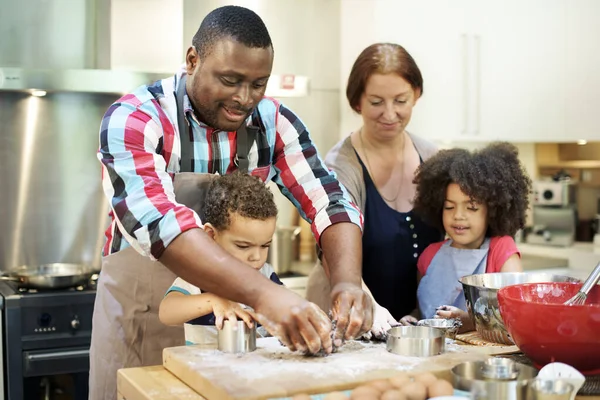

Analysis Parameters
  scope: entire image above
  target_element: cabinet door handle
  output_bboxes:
[474,34,481,136]
[462,33,469,135]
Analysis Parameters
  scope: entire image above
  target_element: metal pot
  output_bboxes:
[0,263,94,289]
[267,226,301,275]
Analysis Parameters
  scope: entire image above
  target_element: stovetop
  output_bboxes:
[0,278,96,306]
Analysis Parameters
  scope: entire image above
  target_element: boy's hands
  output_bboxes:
[435,305,474,332]
[209,295,254,330]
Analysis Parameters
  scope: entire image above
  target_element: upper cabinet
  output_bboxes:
[565,0,600,142]
[341,0,600,143]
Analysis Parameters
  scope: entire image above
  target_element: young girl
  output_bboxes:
[158,172,282,345]
[400,142,531,331]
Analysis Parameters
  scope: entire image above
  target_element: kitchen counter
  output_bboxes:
[117,365,599,400]
[518,241,600,279]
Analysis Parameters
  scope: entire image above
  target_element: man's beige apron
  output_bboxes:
[89,74,260,400]
[88,172,217,400]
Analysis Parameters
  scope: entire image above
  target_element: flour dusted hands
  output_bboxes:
[251,285,333,355]
[361,303,399,340]
[210,294,254,330]
[330,282,374,346]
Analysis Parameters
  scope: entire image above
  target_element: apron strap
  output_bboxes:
[235,124,258,173]
[175,75,195,173]
[174,74,259,174]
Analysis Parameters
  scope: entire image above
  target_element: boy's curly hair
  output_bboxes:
[203,172,278,231]
[412,142,532,237]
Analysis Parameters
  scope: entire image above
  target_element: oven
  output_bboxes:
[0,281,96,400]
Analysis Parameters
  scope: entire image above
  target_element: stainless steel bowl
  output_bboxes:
[386,326,445,357]
[417,318,461,340]
[217,320,256,353]
[460,273,580,344]
[452,359,538,400]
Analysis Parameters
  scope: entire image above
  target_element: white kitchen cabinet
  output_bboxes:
[341,0,572,143]
[472,0,567,143]
[565,0,600,141]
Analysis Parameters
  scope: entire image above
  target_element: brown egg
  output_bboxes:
[427,379,454,398]
[401,381,427,400]
[323,391,350,400]
[389,372,411,389]
[412,372,438,389]
[381,389,407,400]
[291,394,312,400]
[369,379,395,393]
[350,385,381,400]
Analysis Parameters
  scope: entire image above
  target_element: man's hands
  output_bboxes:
[210,295,254,330]
[330,282,374,346]
[252,285,333,355]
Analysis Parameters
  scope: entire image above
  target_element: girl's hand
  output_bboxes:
[210,295,254,330]
[435,305,474,332]
[399,315,418,326]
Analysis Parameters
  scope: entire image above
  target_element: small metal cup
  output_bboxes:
[217,320,256,353]
[386,326,445,357]
[528,379,575,400]
[481,358,519,380]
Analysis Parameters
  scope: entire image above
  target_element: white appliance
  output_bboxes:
[532,181,576,207]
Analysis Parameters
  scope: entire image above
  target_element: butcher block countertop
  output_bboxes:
[117,338,599,400]
[117,365,599,400]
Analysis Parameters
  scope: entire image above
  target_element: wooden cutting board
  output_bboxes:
[163,338,491,400]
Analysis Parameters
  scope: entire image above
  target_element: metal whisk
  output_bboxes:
[564,261,600,306]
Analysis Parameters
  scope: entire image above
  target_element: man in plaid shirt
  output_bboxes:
[89,5,373,400]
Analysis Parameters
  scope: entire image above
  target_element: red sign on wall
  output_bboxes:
[280,74,295,90]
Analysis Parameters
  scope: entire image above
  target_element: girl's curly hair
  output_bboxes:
[203,172,278,231]
[412,142,532,237]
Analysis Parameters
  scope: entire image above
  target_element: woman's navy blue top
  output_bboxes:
[358,154,442,320]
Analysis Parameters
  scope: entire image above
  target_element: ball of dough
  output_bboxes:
[401,381,427,400]
[350,385,381,400]
[323,391,350,400]
[368,379,394,393]
[389,373,411,389]
[381,389,407,400]
[427,379,454,398]
[412,372,438,389]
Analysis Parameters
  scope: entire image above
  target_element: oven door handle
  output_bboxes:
[25,348,89,361]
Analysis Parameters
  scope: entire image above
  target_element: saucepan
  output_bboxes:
[0,263,95,290]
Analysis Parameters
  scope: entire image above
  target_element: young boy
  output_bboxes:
[158,172,282,345]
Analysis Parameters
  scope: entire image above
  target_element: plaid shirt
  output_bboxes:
[98,70,363,260]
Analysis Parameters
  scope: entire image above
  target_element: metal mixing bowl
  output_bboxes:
[460,273,580,345]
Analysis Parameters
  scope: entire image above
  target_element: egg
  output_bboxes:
[401,381,427,400]
[413,372,438,389]
[427,379,454,397]
[291,394,312,400]
[350,385,381,400]
[381,389,407,400]
[369,379,395,393]
[323,391,350,399]
[389,372,411,389]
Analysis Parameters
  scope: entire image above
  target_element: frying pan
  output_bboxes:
[0,263,94,289]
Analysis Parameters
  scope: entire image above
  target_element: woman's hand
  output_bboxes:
[363,303,399,340]
[399,315,418,326]
[435,305,474,332]
[210,295,254,330]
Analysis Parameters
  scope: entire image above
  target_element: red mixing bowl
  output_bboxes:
[497,282,600,375]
